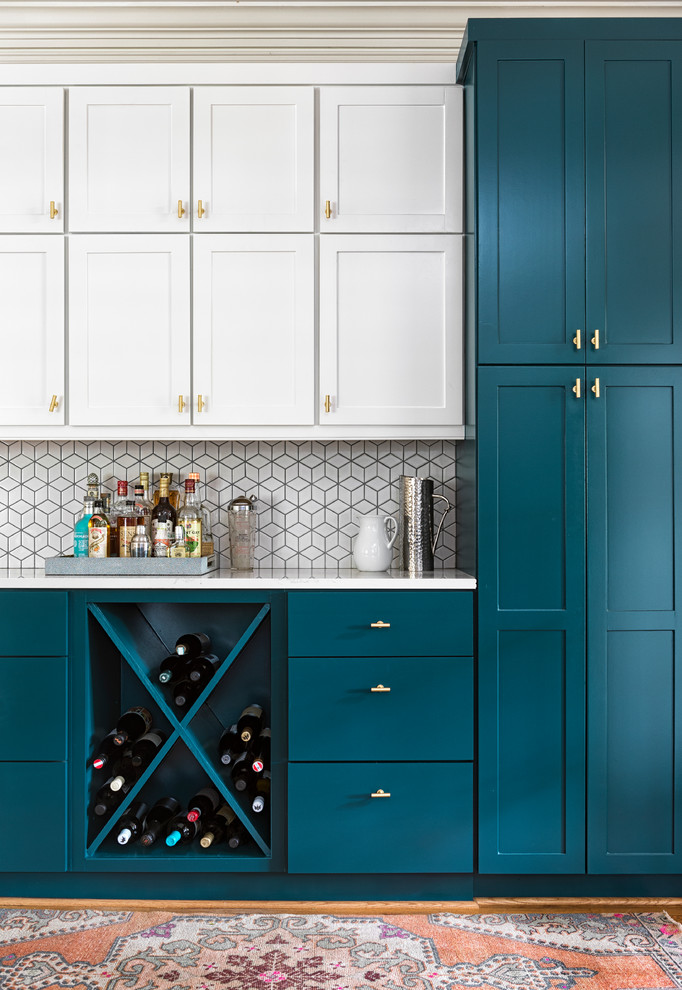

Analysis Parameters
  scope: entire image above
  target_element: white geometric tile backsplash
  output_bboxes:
[0,440,458,569]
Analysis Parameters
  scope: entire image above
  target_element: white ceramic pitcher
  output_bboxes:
[353,514,398,571]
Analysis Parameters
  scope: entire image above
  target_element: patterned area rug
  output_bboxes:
[0,909,681,989]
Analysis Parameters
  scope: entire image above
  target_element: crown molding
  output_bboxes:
[0,2,680,62]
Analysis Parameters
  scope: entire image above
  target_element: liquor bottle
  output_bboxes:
[218,724,241,766]
[165,812,202,847]
[112,706,153,747]
[251,727,271,774]
[188,472,214,556]
[186,786,221,823]
[129,525,151,558]
[158,653,189,685]
[116,800,148,845]
[151,476,177,557]
[74,497,96,557]
[237,704,265,748]
[172,679,200,710]
[199,803,233,849]
[169,525,188,558]
[139,796,180,848]
[118,501,143,558]
[174,632,212,658]
[102,491,117,556]
[185,652,220,688]
[133,482,153,536]
[86,472,100,499]
[92,778,131,816]
[91,729,120,771]
[225,810,248,849]
[130,730,166,769]
[88,499,110,558]
[231,751,256,792]
[251,770,271,814]
[177,478,202,557]
[109,480,129,556]
[109,751,139,792]
[153,472,180,510]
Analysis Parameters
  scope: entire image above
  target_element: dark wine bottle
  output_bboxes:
[158,654,189,685]
[251,770,271,814]
[250,727,271,774]
[92,778,131,816]
[218,724,240,766]
[237,704,265,748]
[139,797,181,848]
[199,803,233,849]
[174,632,212,658]
[172,679,200,710]
[116,800,148,845]
[186,786,221,823]
[225,811,248,849]
[113,706,153,747]
[186,653,221,686]
[131,730,166,768]
[91,730,120,770]
[109,751,139,792]
[231,751,255,792]
[165,813,202,847]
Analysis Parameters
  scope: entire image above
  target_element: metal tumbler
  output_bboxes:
[398,475,452,571]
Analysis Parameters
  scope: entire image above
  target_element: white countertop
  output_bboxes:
[0,566,476,590]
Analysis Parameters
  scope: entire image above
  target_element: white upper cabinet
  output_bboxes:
[319,86,462,233]
[68,235,191,426]
[193,87,314,232]
[193,235,314,424]
[68,87,190,232]
[0,88,63,232]
[0,236,64,426]
[320,234,463,427]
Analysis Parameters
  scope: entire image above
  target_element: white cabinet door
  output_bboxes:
[0,88,63,233]
[193,235,314,425]
[320,86,462,233]
[0,236,64,426]
[69,235,190,426]
[193,87,314,232]
[68,87,190,232]
[320,234,462,427]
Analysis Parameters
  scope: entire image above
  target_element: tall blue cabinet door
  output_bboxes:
[478,367,586,873]
[476,43,584,364]
[587,368,682,873]
[586,44,682,364]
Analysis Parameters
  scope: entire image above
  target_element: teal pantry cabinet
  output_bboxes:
[461,18,682,878]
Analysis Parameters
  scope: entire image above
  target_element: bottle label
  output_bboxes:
[118,523,136,558]
[170,543,188,558]
[184,519,202,557]
[89,526,108,557]
[152,520,172,555]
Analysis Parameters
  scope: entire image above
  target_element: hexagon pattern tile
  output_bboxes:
[0,441,459,569]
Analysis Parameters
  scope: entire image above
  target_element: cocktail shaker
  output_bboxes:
[398,475,452,571]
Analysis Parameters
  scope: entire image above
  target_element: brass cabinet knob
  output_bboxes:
[371,789,390,798]
[177,199,185,219]
[197,200,205,219]
[370,684,391,692]
[49,201,58,220]
[370,620,390,628]
[48,394,58,412]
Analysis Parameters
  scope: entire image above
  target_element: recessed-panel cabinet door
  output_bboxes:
[319,86,462,232]
[193,87,314,232]
[68,235,190,426]
[0,236,64,426]
[319,234,462,427]
[193,235,314,424]
[0,88,63,232]
[477,367,586,874]
[68,87,190,232]
[587,367,682,872]
[586,44,682,363]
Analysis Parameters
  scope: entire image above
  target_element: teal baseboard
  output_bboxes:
[475,875,682,898]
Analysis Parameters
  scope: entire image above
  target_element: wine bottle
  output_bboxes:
[109,751,139,792]
[158,654,189,685]
[112,706,153,747]
[92,779,131,817]
[165,813,202,847]
[186,653,220,687]
[91,730,120,770]
[251,770,271,814]
[199,803,233,849]
[237,704,265,748]
[130,730,166,769]
[172,679,200,710]
[186,786,221,823]
[250,727,271,774]
[139,797,181,848]
[231,751,256,792]
[151,476,177,557]
[116,800,148,845]
[174,632,212,658]
[225,811,248,849]
[218,724,240,766]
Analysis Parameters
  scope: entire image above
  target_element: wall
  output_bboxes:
[0,440,458,569]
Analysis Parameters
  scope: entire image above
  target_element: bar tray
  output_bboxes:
[44,555,217,575]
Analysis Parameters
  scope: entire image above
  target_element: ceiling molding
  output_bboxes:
[0,2,681,62]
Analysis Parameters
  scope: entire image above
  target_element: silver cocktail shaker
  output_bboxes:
[398,475,452,571]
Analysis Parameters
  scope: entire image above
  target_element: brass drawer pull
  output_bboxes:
[370,620,390,629]
[370,684,391,692]
[49,394,58,412]
[371,789,390,798]
[324,199,332,219]
[573,328,581,350]
[49,200,58,219]
[591,328,600,349]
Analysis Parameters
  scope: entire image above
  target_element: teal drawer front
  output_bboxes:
[289,656,473,761]
[288,762,473,873]
[0,592,67,656]
[0,763,66,871]
[288,591,473,657]
[0,657,67,761]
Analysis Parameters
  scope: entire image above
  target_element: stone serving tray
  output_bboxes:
[44,555,217,575]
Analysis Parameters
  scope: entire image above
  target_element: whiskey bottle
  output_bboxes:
[133,482,153,535]
[177,478,202,557]
[151,476,177,557]
[153,472,180,510]
[118,501,144,558]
